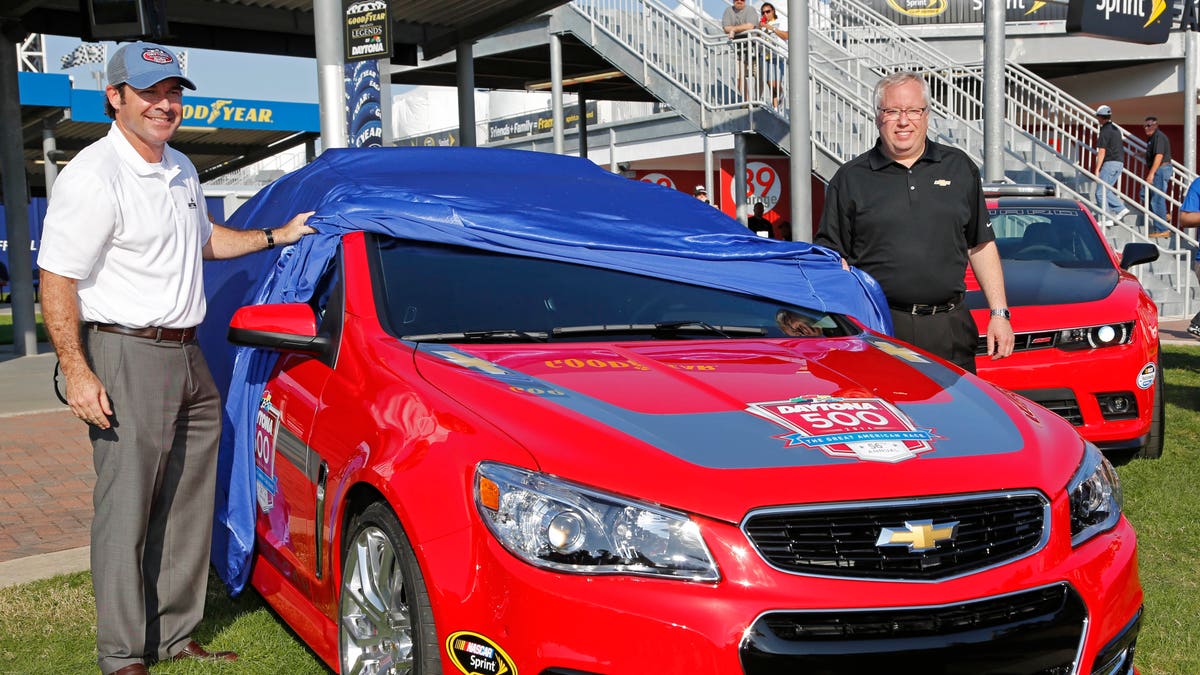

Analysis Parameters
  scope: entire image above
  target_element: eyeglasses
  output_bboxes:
[1144,122,1157,127]
[878,107,928,121]
[762,8,774,13]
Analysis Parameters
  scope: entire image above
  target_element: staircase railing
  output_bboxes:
[568,0,1194,316]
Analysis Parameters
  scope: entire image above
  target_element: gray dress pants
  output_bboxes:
[85,330,221,674]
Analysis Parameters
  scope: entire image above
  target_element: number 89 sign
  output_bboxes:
[730,161,781,211]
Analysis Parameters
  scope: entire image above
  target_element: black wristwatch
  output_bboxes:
[990,308,1011,320]
[262,228,276,249]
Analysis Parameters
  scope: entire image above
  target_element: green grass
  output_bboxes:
[1,346,1198,673]
[0,312,47,345]
[0,571,330,674]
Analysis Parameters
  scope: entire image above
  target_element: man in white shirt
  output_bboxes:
[39,42,314,675]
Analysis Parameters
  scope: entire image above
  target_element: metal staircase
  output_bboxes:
[556,0,1196,318]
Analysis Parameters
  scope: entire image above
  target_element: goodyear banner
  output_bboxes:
[866,0,1067,24]
[345,60,384,148]
[68,89,319,131]
[344,0,391,62]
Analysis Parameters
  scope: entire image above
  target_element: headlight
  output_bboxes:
[474,462,719,581]
[1057,322,1133,350]
[1067,444,1123,546]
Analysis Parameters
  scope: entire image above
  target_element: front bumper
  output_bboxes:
[975,342,1154,449]
[418,506,1142,674]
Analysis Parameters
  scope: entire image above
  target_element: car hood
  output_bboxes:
[960,260,1118,307]
[967,261,1119,307]
[413,336,1083,523]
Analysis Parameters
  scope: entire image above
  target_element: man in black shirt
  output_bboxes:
[1093,105,1127,221]
[1142,115,1172,237]
[815,71,1013,373]
[747,202,773,237]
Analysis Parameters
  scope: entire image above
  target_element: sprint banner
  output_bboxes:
[865,0,1067,24]
[1067,0,1172,44]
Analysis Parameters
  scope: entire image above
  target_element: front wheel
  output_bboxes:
[1135,364,1165,460]
[339,501,440,675]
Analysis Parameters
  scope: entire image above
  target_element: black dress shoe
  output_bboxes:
[110,665,149,675]
[171,639,239,662]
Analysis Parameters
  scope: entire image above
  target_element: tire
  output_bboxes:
[339,501,440,675]
[1135,364,1165,460]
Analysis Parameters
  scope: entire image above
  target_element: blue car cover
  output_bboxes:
[201,146,891,594]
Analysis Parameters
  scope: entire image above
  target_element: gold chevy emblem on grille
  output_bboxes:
[876,519,959,552]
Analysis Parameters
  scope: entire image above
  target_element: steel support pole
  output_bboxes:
[788,0,811,241]
[1186,30,1198,173]
[734,133,748,224]
[551,33,564,155]
[578,91,589,158]
[609,128,617,172]
[983,0,1005,182]
[42,118,60,199]
[314,0,347,151]
[457,42,477,147]
[0,27,37,356]
[704,133,713,198]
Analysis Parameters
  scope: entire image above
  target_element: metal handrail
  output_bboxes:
[566,0,1194,316]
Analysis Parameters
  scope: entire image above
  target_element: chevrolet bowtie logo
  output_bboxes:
[876,519,959,552]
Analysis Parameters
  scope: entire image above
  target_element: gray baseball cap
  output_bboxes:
[107,42,196,90]
[1096,104,1112,116]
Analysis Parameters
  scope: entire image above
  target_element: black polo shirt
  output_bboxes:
[815,139,992,306]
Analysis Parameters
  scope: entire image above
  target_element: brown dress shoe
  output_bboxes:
[171,639,239,662]
[110,665,149,675]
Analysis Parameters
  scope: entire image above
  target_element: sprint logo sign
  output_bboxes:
[1067,0,1170,44]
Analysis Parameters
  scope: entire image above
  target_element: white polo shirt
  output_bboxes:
[39,123,213,329]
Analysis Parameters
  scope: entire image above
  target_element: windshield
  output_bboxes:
[372,238,855,342]
[988,206,1111,268]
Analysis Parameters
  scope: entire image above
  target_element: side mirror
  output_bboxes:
[1119,242,1159,270]
[228,303,330,354]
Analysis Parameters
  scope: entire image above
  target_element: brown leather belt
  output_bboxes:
[88,322,197,343]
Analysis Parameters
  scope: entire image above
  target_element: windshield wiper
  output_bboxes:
[402,329,549,343]
[551,321,766,338]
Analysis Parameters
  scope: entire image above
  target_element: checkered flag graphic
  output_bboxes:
[60,43,106,69]
[177,50,188,75]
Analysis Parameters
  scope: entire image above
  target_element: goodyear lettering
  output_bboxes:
[778,401,879,414]
[346,10,388,25]
[182,102,274,126]
[671,364,716,371]
[544,359,648,370]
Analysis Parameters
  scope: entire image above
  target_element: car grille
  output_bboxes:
[741,584,1087,675]
[1017,388,1084,426]
[741,491,1048,581]
[975,330,1059,355]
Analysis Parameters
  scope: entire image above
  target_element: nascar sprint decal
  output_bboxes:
[446,631,517,675]
[747,396,938,463]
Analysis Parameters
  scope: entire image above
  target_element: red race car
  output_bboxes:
[968,184,1163,459]
[210,150,1141,675]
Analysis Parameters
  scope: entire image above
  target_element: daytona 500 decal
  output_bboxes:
[747,396,939,463]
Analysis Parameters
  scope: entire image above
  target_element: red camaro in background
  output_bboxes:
[968,185,1163,459]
